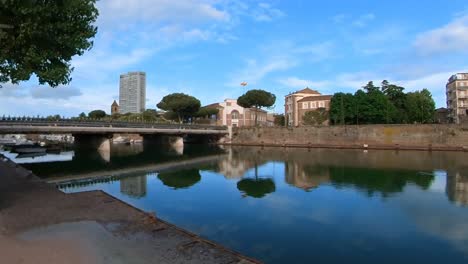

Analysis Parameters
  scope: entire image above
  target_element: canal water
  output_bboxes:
[4,144,468,264]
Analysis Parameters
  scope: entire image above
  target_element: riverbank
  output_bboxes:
[226,124,468,152]
[0,154,260,264]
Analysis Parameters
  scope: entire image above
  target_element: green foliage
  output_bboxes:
[78,112,87,119]
[88,109,106,119]
[405,89,436,123]
[0,0,98,86]
[274,114,285,126]
[157,93,201,123]
[302,108,329,126]
[142,109,159,121]
[46,114,61,121]
[195,107,219,118]
[329,80,436,125]
[237,89,276,125]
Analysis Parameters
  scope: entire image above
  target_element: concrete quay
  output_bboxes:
[0,154,260,264]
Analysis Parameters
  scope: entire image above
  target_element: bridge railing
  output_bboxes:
[0,117,227,130]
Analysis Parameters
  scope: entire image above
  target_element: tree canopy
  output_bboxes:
[237,89,276,125]
[329,80,435,125]
[0,0,98,87]
[157,93,201,123]
[302,108,329,126]
[88,109,106,119]
[273,114,285,126]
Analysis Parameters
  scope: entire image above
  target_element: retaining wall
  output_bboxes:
[228,124,468,151]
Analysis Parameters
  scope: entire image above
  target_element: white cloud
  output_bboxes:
[352,13,376,28]
[278,77,331,89]
[331,14,347,24]
[414,15,468,55]
[97,0,229,27]
[30,86,82,100]
[252,2,285,22]
[228,57,297,87]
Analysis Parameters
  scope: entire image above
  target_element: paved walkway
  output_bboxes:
[0,154,259,264]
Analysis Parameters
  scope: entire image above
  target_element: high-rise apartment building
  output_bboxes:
[446,73,468,124]
[119,72,146,114]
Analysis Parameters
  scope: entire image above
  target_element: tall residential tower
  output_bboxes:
[446,73,468,124]
[119,72,146,114]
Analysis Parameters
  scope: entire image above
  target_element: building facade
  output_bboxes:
[111,100,119,115]
[285,88,332,126]
[446,73,468,124]
[119,72,146,114]
[205,99,270,127]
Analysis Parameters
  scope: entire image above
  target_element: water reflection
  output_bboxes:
[120,175,147,198]
[27,145,468,264]
[158,169,201,189]
[447,172,468,206]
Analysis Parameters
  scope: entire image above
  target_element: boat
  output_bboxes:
[16,152,47,159]
[12,146,47,154]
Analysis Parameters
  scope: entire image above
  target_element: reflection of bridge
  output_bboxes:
[0,120,228,149]
[49,154,226,185]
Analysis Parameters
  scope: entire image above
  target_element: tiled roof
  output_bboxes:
[111,100,119,106]
[203,103,223,109]
[297,95,332,102]
[295,87,321,95]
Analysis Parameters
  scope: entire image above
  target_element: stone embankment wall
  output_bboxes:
[228,124,468,151]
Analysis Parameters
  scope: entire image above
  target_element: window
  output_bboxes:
[231,110,239,119]
[319,101,325,108]
[303,102,308,109]
[311,102,317,108]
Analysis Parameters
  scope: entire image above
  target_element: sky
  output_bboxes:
[1,0,468,116]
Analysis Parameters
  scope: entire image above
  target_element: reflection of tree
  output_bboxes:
[157,169,201,189]
[328,167,434,196]
[237,164,276,198]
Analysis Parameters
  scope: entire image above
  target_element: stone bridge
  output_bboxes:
[0,119,229,149]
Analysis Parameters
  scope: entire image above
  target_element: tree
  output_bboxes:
[302,108,329,125]
[88,110,106,119]
[78,112,87,119]
[273,114,285,126]
[142,109,159,121]
[237,89,276,125]
[405,89,436,123]
[157,93,201,123]
[363,81,379,93]
[382,81,407,123]
[0,0,98,87]
[195,107,219,118]
[329,93,355,125]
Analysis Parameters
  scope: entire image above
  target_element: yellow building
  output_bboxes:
[284,88,332,126]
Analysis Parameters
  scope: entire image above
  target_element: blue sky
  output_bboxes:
[1,0,468,116]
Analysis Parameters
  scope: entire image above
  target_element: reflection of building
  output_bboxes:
[119,71,146,114]
[285,88,332,126]
[446,73,468,124]
[446,172,468,206]
[120,175,147,198]
[204,99,270,127]
[285,161,330,191]
[111,100,119,115]
[217,148,256,179]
